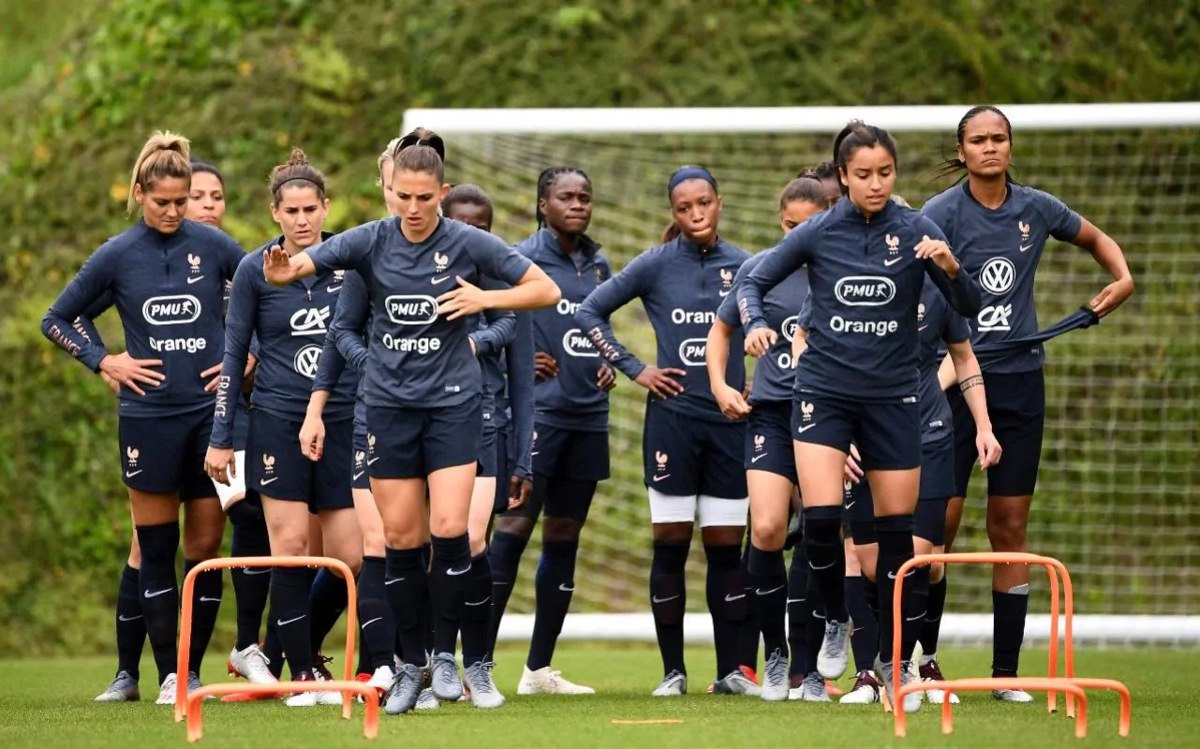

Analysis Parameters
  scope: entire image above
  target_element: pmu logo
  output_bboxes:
[143,295,201,325]
[678,337,707,367]
[293,343,322,380]
[781,315,799,342]
[433,251,449,273]
[753,434,765,453]
[385,295,438,325]
[126,446,140,467]
[977,304,1013,332]
[561,328,599,358]
[980,257,1016,295]
[290,306,331,336]
[834,277,895,307]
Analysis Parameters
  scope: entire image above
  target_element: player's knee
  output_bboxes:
[542,516,582,543]
[750,516,787,550]
[183,529,224,560]
[653,522,693,544]
[930,560,945,583]
[270,525,310,558]
[494,514,535,539]
[986,513,1027,550]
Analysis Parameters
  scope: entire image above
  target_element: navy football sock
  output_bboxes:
[115,563,146,679]
[526,539,578,670]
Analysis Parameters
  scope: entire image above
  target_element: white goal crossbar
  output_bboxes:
[404,102,1200,135]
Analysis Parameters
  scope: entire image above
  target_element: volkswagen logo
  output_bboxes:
[979,257,1016,295]
[293,343,323,380]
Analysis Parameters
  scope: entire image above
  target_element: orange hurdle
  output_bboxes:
[900,678,1089,738]
[186,681,379,742]
[175,556,359,723]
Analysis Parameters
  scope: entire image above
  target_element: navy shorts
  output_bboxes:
[351,430,370,491]
[844,479,876,544]
[478,426,499,478]
[745,400,797,483]
[919,436,956,502]
[947,369,1045,497]
[366,397,481,479]
[231,401,251,451]
[248,409,353,512]
[490,425,512,513]
[843,437,954,546]
[792,392,920,471]
[643,404,747,499]
[532,423,611,482]
[119,405,215,500]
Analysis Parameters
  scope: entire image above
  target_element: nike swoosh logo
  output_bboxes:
[718,290,731,297]
[530,451,539,457]
[786,598,805,604]
[125,470,143,478]
[652,595,680,604]
[905,612,927,622]
[187,275,206,284]
[884,257,902,267]
[352,471,365,480]
[808,559,837,570]
[918,325,929,332]
[651,474,671,482]
[362,617,383,628]
[559,583,575,592]
[199,596,222,603]
[118,614,144,622]
[755,585,785,596]
[750,453,769,463]
[243,568,271,576]
[260,477,279,485]
[277,615,306,626]
[812,610,827,619]
[144,588,173,599]
[384,577,405,586]
[446,566,471,576]
[724,593,746,602]
[464,597,492,607]
[327,285,342,293]
[431,275,451,285]
[887,569,917,580]
[367,457,379,465]
[851,627,863,635]
[796,424,817,434]
[845,501,856,509]
[1019,243,1034,252]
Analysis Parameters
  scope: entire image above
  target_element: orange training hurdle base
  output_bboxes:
[174,556,360,724]
[890,552,1131,738]
[186,681,380,742]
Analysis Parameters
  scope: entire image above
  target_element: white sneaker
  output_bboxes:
[877,658,923,714]
[839,669,883,704]
[712,669,761,696]
[95,671,140,702]
[284,670,342,707]
[367,665,396,696]
[464,661,505,709]
[415,687,440,710]
[517,665,596,695]
[155,673,178,705]
[817,620,851,679]
[918,658,959,705]
[759,649,789,702]
[312,667,346,705]
[788,671,830,702]
[993,688,1034,703]
[228,644,278,685]
[652,670,687,697]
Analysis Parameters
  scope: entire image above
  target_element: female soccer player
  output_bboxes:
[738,122,982,713]
[43,132,243,704]
[706,176,829,702]
[577,166,754,698]
[205,149,362,707]
[922,105,1133,700]
[262,137,560,714]
[488,166,614,696]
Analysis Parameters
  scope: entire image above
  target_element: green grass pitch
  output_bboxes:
[0,644,1192,748]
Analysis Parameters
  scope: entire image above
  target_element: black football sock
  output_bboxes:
[136,522,180,685]
[184,559,223,676]
[650,540,689,675]
[527,539,579,671]
[115,563,146,679]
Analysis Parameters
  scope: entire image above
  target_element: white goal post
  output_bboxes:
[402,103,1200,647]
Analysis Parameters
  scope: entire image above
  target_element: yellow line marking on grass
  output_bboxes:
[610,719,684,725]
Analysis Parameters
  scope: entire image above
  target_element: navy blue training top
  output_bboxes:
[210,236,359,448]
[307,217,533,409]
[313,270,370,439]
[476,312,536,478]
[717,251,808,405]
[517,228,613,432]
[916,279,970,445]
[921,181,1082,375]
[42,219,243,417]
[739,198,981,401]
[577,235,750,423]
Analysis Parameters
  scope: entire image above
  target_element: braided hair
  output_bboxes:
[535,166,590,229]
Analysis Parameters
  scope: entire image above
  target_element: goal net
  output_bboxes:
[403,104,1200,645]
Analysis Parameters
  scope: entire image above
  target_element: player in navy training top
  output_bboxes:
[42,132,243,705]
[487,167,615,696]
[577,166,755,697]
[922,105,1133,698]
[263,137,560,713]
[203,150,362,706]
[738,122,982,713]
[707,176,829,702]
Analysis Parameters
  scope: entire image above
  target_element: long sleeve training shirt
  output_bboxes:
[577,235,750,423]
